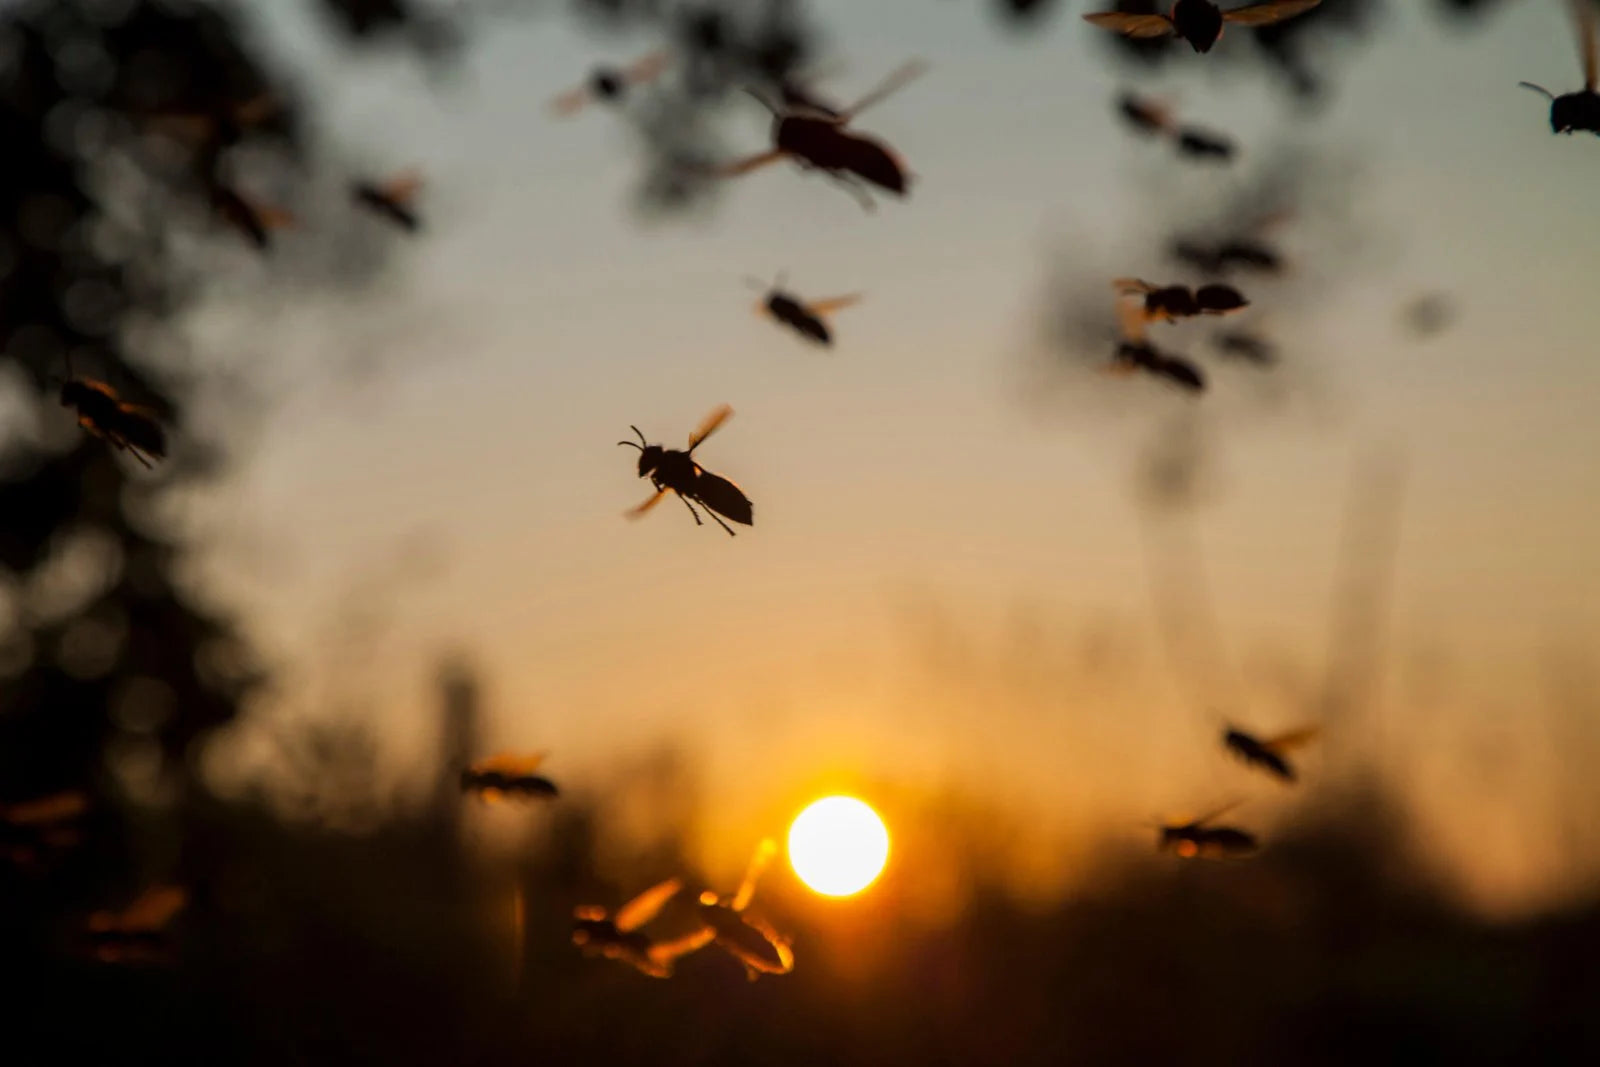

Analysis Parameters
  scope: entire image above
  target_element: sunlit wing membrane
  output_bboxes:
[81,379,120,400]
[627,488,667,517]
[714,150,787,177]
[1115,293,1149,342]
[614,878,683,933]
[688,404,733,450]
[1083,12,1176,38]
[648,926,715,964]
[468,753,547,778]
[1264,726,1320,753]
[376,170,424,203]
[732,838,777,913]
[572,904,608,921]
[1576,0,1598,91]
[1191,801,1244,827]
[1223,0,1323,27]
[807,294,862,316]
[550,86,591,116]
[842,59,929,121]
[624,49,671,85]
[1112,277,1155,295]
[1,791,88,826]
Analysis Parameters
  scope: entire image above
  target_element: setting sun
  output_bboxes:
[787,796,890,898]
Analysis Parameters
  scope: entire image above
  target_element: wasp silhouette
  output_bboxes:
[460,753,559,801]
[1109,290,1206,392]
[1223,724,1319,782]
[1085,0,1324,54]
[1116,92,1237,162]
[86,885,188,963]
[1115,278,1250,321]
[209,181,295,251]
[1170,233,1286,277]
[746,274,862,346]
[1210,328,1279,366]
[551,50,671,116]
[572,878,715,978]
[1520,0,1600,135]
[352,170,424,232]
[60,358,167,469]
[715,60,927,210]
[698,838,794,981]
[618,405,753,536]
[1156,802,1259,858]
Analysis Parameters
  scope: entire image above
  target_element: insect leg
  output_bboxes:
[703,507,737,537]
[678,493,705,526]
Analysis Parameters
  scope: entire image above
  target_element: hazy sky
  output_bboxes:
[180,1,1600,911]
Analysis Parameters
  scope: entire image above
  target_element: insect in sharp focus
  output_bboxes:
[697,838,794,981]
[1223,724,1320,782]
[460,753,559,802]
[572,878,715,978]
[352,170,424,232]
[715,60,927,211]
[1115,278,1250,321]
[618,405,753,536]
[1156,802,1260,858]
[86,885,188,963]
[1520,0,1600,135]
[746,274,862,346]
[1109,289,1207,392]
[59,357,168,469]
[1209,328,1279,366]
[551,50,671,116]
[1085,0,1324,54]
[1116,92,1237,162]
[209,180,296,251]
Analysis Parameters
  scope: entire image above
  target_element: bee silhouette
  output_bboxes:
[1109,289,1206,392]
[59,359,167,469]
[746,274,862,346]
[209,181,295,251]
[1115,278,1249,321]
[1209,328,1279,366]
[1085,0,1324,54]
[1116,92,1237,162]
[697,839,794,981]
[715,60,927,210]
[572,878,715,978]
[1223,724,1319,782]
[352,170,424,232]
[618,405,753,536]
[460,753,559,802]
[1520,0,1600,135]
[86,885,188,963]
[551,51,671,116]
[1156,802,1259,858]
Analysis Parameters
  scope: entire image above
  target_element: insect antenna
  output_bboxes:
[617,425,647,451]
[1518,81,1556,100]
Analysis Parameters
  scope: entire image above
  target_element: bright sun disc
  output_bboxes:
[787,796,889,897]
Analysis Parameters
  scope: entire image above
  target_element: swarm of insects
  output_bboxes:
[572,878,715,978]
[618,405,753,536]
[1115,91,1237,162]
[715,60,927,211]
[352,170,425,232]
[1223,725,1320,782]
[1085,0,1325,54]
[60,362,168,469]
[1156,802,1260,858]
[460,753,559,801]
[86,885,188,963]
[1109,288,1207,392]
[1115,277,1250,321]
[697,838,794,981]
[747,274,862,346]
[1520,0,1600,135]
[551,51,672,116]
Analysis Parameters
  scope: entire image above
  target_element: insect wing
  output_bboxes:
[1222,0,1323,27]
[647,925,716,965]
[691,468,753,526]
[624,49,671,86]
[1190,800,1244,828]
[1157,356,1206,392]
[807,294,862,317]
[714,149,787,177]
[1083,12,1177,38]
[614,877,683,933]
[1575,0,1598,91]
[627,488,668,518]
[468,753,547,778]
[842,59,929,122]
[1263,726,1320,753]
[688,405,733,450]
[550,85,592,116]
[1115,292,1150,343]
[731,838,777,913]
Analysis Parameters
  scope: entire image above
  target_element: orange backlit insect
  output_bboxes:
[209,181,295,251]
[352,170,425,232]
[618,405,753,536]
[1223,724,1319,783]
[59,358,167,469]
[460,753,559,802]
[572,878,715,978]
[1085,1,1323,55]
[746,274,862,347]
[1156,802,1259,859]
[697,839,794,981]
[1520,0,1600,135]
[1106,288,1206,393]
[551,50,671,116]
[86,885,188,963]
[1114,277,1250,321]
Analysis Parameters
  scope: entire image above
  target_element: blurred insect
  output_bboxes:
[1156,802,1259,858]
[86,885,188,963]
[1109,290,1206,392]
[1170,234,1286,277]
[460,753,559,802]
[572,878,715,978]
[746,274,862,346]
[1085,0,1324,54]
[551,51,671,116]
[1209,328,1279,366]
[1402,292,1455,338]
[716,60,928,210]
[145,94,280,178]
[1223,724,1320,782]
[1115,278,1249,321]
[697,838,794,981]
[1519,0,1600,135]
[618,405,753,536]
[210,181,295,251]
[1116,92,1237,162]
[0,791,88,868]
[352,170,424,232]
[1176,128,1236,161]
[59,357,167,469]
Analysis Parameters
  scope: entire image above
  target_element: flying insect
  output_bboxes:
[1116,92,1237,162]
[1156,802,1259,858]
[1210,328,1279,366]
[60,359,167,469]
[1223,724,1319,782]
[210,181,295,251]
[352,171,424,232]
[746,274,861,346]
[1085,1,1324,55]
[460,753,559,801]
[86,885,188,963]
[1109,290,1206,392]
[572,878,715,978]
[1115,278,1249,321]
[551,50,671,116]
[697,838,794,981]
[1519,0,1600,135]
[0,791,88,868]
[618,405,753,536]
